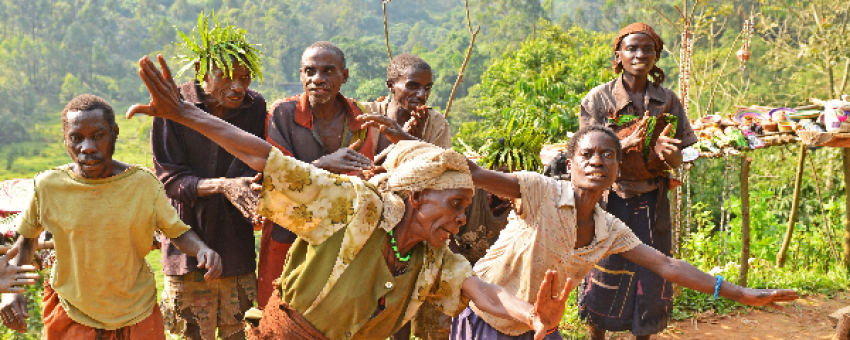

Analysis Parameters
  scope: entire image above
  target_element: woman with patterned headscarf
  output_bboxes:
[577,23,698,340]
[130,56,576,340]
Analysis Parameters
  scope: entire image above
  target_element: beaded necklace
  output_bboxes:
[388,230,410,262]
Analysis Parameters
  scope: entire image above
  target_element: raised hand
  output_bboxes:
[530,270,575,340]
[735,288,800,310]
[358,114,418,144]
[403,105,430,137]
[0,247,39,294]
[654,124,681,161]
[126,55,192,121]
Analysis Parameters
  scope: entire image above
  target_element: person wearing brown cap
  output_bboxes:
[577,23,698,340]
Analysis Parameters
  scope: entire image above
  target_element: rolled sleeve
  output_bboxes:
[154,186,191,239]
[668,94,698,148]
[515,172,554,225]
[258,148,367,245]
[427,250,476,317]
[604,217,643,256]
[15,189,42,239]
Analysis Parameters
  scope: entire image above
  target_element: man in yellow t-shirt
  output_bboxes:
[0,94,223,340]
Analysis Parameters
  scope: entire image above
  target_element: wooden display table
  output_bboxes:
[798,130,850,147]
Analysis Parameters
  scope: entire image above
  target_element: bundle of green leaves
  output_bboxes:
[175,11,264,83]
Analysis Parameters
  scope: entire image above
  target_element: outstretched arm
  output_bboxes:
[467,159,522,199]
[461,271,575,340]
[127,55,271,171]
[621,244,799,308]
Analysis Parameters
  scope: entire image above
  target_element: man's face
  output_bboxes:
[300,48,348,107]
[203,60,252,110]
[615,33,657,78]
[567,131,619,192]
[63,109,118,179]
[387,68,433,112]
[412,188,474,248]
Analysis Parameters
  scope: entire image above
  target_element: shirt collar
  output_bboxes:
[557,180,610,242]
[293,92,364,131]
[611,74,667,113]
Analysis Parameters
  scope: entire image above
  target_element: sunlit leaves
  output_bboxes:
[174,11,264,83]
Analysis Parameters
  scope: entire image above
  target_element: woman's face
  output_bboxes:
[567,131,620,192]
[615,33,657,78]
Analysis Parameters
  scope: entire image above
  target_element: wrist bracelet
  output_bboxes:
[714,275,723,299]
[546,326,559,335]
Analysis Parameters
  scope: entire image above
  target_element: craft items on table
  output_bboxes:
[687,96,850,161]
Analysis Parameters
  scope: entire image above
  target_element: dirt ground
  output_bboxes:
[608,292,850,340]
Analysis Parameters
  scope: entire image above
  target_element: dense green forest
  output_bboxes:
[1,0,849,338]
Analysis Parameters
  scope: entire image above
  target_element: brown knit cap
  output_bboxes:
[612,23,666,85]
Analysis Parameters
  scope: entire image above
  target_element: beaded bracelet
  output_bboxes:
[714,275,723,299]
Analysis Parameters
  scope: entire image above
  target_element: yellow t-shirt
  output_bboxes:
[17,164,190,330]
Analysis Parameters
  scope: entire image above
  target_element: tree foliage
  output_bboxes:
[457,23,615,152]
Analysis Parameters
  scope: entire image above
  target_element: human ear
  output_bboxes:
[386,79,394,92]
[409,190,422,208]
[342,68,349,84]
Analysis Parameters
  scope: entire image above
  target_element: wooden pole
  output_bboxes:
[843,149,850,271]
[443,0,479,118]
[739,154,751,286]
[777,144,807,267]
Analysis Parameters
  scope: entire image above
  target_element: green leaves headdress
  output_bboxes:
[175,11,264,83]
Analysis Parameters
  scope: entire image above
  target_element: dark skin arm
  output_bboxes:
[127,55,272,172]
[0,230,223,333]
[0,237,37,332]
[621,244,799,308]
[467,159,522,199]
[462,271,575,340]
[170,230,222,281]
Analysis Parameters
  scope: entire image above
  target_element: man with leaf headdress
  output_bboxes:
[150,12,266,340]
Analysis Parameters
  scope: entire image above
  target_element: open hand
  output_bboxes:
[530,270,575,340]
[0,293,28,333]
[126,55,193,121]
[312,139,373,173]
[654,125,681,161]
[402,105,430,137]
[358,114,418,144]
[620,120,646,150]
[0,247,39,294]
[736,288,799,310]
[222,177,263,225]
[196,248,222,281]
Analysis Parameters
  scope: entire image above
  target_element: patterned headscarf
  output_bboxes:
[612,22,666,85]
[370,140,473,231]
